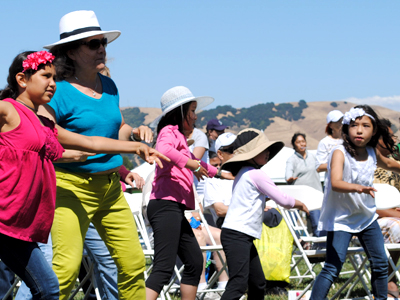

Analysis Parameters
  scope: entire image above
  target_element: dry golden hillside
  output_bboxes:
[127,101,399,150]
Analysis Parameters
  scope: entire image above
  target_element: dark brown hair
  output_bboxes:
[342,105,393,157]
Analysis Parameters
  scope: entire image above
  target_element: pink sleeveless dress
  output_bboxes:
[0,98,64,243]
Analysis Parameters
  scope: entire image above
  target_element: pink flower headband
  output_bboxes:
[22,51,55,72]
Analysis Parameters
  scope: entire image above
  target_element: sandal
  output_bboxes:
[388,289,400,298]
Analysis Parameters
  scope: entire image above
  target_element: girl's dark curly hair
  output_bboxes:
[0,51,47,100]
[156,101,193,135]
[342,105,394,157]
[379,118,400,160]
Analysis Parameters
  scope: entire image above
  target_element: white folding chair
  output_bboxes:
[68,254,101,300]
[375,183,400,284]
[185,207,228,299]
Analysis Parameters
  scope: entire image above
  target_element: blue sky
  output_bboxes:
[2,1,400,110]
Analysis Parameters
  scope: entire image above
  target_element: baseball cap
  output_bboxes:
[206,119,228,131]
[326,110,344,124]
[215,132,237,152]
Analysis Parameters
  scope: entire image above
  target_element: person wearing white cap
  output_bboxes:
[204,132,237,226]
[39,10,154,300]
[315,110,344,174]
[147,86,217,300]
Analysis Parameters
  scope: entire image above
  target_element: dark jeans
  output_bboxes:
[310,220,388,300]
[146,199,203,294]
[221,228,266,300]
[0,261,15,300]
[0,233,59,300]
[308,209,327,237]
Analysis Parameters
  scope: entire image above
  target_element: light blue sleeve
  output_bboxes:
[285,155,295,181]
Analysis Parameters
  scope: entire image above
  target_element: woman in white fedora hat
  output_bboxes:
[220,128,309,300]
[146,86,217,300]
[39,10,154,300]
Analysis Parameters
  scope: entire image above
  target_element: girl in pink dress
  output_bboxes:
[0,51,168,300]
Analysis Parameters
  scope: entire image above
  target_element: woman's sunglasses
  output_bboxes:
[81,38,108,50]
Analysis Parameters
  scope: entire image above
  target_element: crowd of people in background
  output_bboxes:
[1,8,400,300]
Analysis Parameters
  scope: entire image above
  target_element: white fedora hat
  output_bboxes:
[44,10,121,49]
[150,86,214,128]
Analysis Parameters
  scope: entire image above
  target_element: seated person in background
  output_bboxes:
[206,119,228,153]
[209,151,221,169]
[204,133,237,228]
[373,118,400,298]
[187,191,229,298]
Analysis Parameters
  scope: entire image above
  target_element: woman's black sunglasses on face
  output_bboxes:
[81,38,108,50]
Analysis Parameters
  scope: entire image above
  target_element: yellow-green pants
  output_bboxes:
[52,168,145,300]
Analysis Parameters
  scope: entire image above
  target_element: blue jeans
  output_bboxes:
[310,220,388,300]
[308,209,327,237]
[15,236,53,300]
[84,223,118,300]
[0,261,15,300]
[15,225,118,300]
[0,233,59,300]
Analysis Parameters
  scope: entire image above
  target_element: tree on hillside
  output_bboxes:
[121,107,148,128]
[299,99,308,108]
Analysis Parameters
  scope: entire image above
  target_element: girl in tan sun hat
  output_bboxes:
[220,128,309,300]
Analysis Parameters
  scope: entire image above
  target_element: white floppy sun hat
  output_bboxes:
[150,86,214,128]
[44,10,121,49]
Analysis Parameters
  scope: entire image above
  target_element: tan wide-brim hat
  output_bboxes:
[222,128,284,174]
[44,10,121,49]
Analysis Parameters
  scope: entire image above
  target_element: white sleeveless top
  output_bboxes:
[318,145,378,233]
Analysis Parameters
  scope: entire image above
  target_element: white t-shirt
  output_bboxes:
[315,136,343,169]
[318,145,378,233]
[203,175,233,222]
[189,128,209,197]
[222,166,295,239]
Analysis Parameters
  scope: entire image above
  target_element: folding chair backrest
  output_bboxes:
[374,183,400,209]
[277,185,324,212]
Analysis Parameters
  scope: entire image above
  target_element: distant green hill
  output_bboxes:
[122,99,308,130]
[120,100,308,169]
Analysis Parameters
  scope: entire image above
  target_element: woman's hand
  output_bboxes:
[286,176,298,184]
[125,172,145,189]
[132,125,153,144]
[136,144,170,168]
[293,199,310,216]
[356,185,377,198]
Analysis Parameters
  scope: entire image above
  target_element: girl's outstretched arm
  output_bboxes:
[55,124,169,168]
[38,104,169,167]
[293,200,309,215]
[376,148,400,173]
[331,149,376,197]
